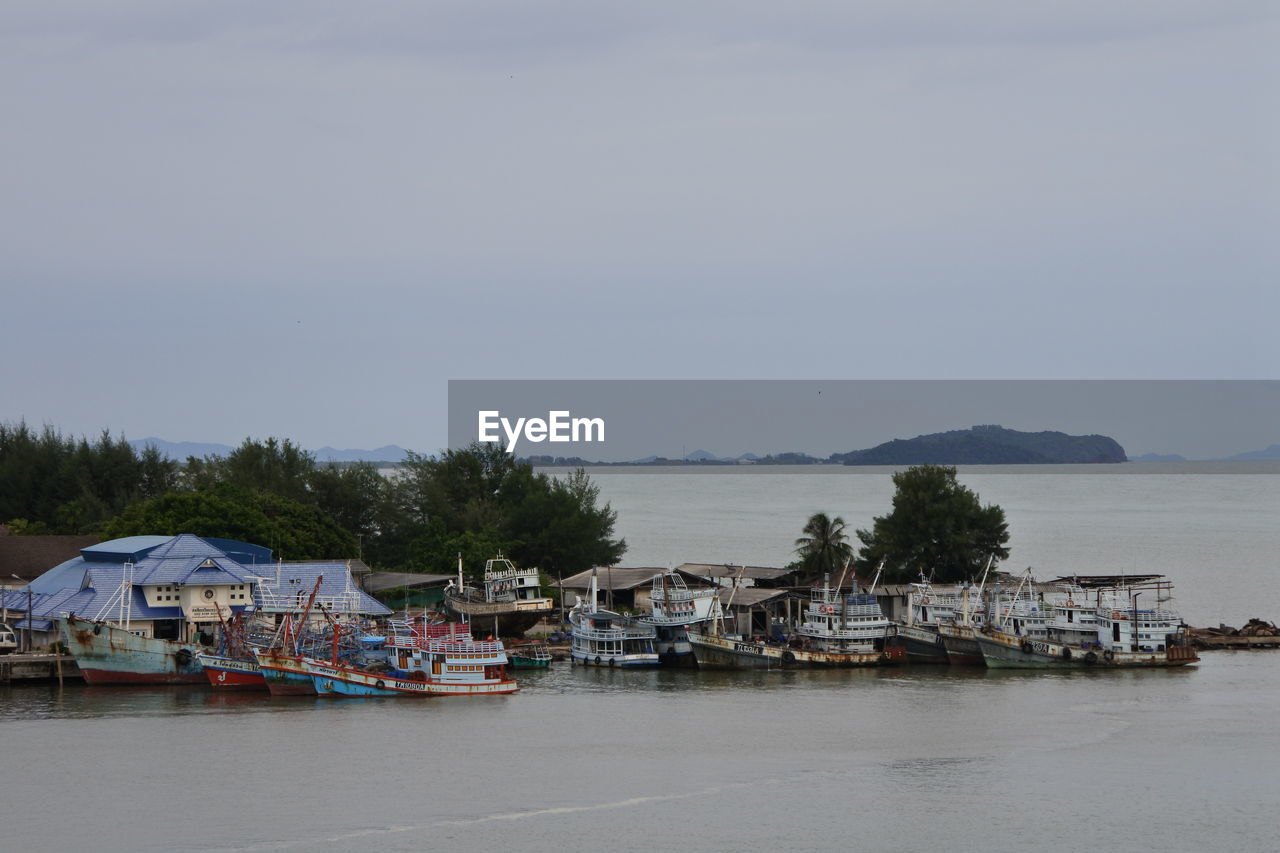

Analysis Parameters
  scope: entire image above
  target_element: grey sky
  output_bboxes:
[2,3,1276,454]
[449,380,1280,460]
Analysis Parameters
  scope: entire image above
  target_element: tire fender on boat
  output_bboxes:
[175,648,193,667]
[781,651,796,666]
[1084,651,1098,665]
[1062,647,1072,660]
[1019,640,1033,654]
[375,679,386,690]
[1103,650,1114,663]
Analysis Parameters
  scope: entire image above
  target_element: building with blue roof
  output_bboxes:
[2,533,389,648]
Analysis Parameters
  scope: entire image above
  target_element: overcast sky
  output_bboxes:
[2,3,1276,455]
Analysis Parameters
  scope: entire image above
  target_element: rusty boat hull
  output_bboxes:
[60,615,206,685]
[687,630,903,670]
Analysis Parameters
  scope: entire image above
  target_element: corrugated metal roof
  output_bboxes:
[559,567,712,591]
[363,572,454,593]
[678,563,795,581]
[720,588,798,608]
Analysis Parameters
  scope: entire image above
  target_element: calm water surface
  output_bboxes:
[3,464,1277,851]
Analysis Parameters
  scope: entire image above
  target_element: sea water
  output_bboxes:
[2,463,1277,852]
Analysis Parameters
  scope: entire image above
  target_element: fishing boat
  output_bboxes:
[974,574,1199,668]
[196,610,276,690]
[61,613,206,685]
[636,571,720,667]
[444,554,554,638]
[932,560,996,666]
[507,641,552,669]
[568,569,659,667]
[254,647,315,696]
[197,652,264,690]
[687,568,902,669]
[895,579,959,664]
[309,619,517,696]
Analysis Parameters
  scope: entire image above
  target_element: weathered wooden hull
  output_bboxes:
[976,630,1200,669]
[655,625,697,668]
[896,624,950,663]
[60,616,206,685]
[306,659,518,696]
[444,592,553,638]
[253,649,316,696]
[938,625,985,666]
[687,631,898,670]
[196,653,265,690]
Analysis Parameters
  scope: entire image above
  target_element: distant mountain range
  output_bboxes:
[1225,443,1280,461]
[132,434,1280,466]
[130,438,409,463]
[831,425,1127,465]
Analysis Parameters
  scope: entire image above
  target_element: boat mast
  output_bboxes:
[967,554,995,625]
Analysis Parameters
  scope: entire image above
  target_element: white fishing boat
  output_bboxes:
[687,567,902,670]
[444,554,554,637]
[975,573,1199,668]
[568,569,659,667]
[636,571,720,667]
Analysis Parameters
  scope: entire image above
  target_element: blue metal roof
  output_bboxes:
[79,536,172,562]
[19,533,389,621]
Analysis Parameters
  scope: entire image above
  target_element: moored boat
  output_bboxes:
[444,555,554,638]
[688,574,902,670]
[61,614,205,685]
[197,652,264,690]
[508,641,552,668]
[310,619,517,696]
[637,571,720,667]
[568,569,659,667]
[975,575,1199,668]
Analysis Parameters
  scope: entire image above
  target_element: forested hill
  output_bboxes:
[831,425,1126,465]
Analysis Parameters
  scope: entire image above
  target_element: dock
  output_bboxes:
[1190,634,1280,650]
[0,653,81,683]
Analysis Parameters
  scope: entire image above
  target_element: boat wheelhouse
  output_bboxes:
[444,555,554,637]
[795,581,896,656]
[568,569,659,667]
[637,571,720,666]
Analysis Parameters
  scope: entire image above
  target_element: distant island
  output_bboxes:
[830,425,1127,465]
[130,438,409,464]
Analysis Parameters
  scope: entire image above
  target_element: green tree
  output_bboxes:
[379,444,624,576]
[0,421,179,534]
[794,512,854,581]
[855,465,1009,583]
[103,485,356,560]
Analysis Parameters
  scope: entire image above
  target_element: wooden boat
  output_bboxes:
[309,620,518,696]
[507,641,552,668]
[637,571,720,667]
[444,555,554,638]
[60,614,206,685]
[197,652,264,690]
[688,571,902,670]
[568,569,659,667]
[975,574,1199,668]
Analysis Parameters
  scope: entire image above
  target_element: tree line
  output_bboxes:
[1,422,624,579]
[792,465,1010,584]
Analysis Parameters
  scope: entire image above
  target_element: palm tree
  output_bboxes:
[794,512,854,581]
